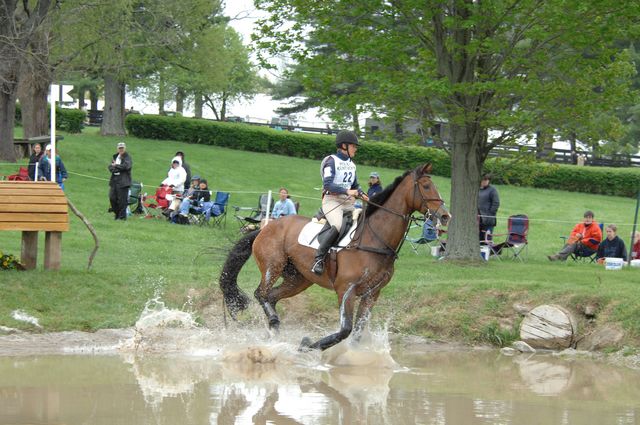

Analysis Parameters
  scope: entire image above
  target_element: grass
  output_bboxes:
[0,126,639,348]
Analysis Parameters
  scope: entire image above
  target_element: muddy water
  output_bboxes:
[1,304,639,424]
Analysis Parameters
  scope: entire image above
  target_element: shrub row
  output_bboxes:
[125,114,640,198]
[15,104,85,133]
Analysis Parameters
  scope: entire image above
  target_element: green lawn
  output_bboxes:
[0,127,638,349]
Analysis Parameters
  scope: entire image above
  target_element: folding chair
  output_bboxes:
[6,166,29,181]
[234,193,274,231]
[127,181,144,216]
[405,217,444,256]
[560,222,603,262]
[487,214,529,261]
[142,185,172,218]
[208,191,230,228]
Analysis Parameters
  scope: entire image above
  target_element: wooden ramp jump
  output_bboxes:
[0,181,69,270]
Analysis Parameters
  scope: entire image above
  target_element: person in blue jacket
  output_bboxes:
[38,145,68,190]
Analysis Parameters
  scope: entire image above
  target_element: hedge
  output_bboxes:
[125,114,640,198]
[15,104,85,133]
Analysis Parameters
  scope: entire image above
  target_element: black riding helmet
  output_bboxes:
[335,130,360,148]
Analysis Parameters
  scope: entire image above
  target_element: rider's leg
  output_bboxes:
[311,225,339,274]
[311,195,345,274]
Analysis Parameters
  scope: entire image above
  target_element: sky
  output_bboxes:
[128,0,332,128]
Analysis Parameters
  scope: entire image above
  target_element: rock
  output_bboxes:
[512,340,536,353]
[500,347,518,356]
[576,323,625,351]
[519,304,576,350]
[513,303,531,315]
[583,303,597,318]
[0,325,18,335]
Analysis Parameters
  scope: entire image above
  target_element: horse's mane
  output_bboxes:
[365,170,412,216]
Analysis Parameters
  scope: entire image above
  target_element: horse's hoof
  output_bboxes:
[298,336,313,352]
[268,317,280,332]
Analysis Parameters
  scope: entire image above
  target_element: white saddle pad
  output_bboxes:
[298,209,361,250]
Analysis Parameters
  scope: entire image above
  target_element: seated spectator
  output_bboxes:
[38,145,68,190]
[168,175,200,219]
[28,143,43,181]
[548,210,602,261]
[271,187,297,219]
[631,231,640,260]
[162,159,187,193]
[595,224,627,264]
[367,172,383,199]
[178,179,213,221]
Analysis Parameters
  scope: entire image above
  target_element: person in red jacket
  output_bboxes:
[548,210,602,261]
[632,231,640,260]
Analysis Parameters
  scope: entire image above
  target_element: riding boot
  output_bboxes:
[311,226,339,275]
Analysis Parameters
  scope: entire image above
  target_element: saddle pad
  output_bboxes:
[298,218,359,250]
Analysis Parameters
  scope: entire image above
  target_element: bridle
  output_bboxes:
[354,170,447,257]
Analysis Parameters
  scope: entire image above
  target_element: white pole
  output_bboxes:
[265,190,272,225]
[49,84,57,183]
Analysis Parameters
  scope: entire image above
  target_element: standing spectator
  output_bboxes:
[595,224,627,263]
[631,231,640,260]
[108,142,133,220]
[38,145,68,190]
[548,211,602,261]
[173,151,191,186]
[271,187,297,219]
[478,173,500,242]
[28,143,43,181]
[367,171,383,199]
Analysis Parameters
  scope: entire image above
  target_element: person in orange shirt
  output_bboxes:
[548,210,602,261]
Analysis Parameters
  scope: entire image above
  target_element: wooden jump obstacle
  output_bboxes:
[0,181,69,270]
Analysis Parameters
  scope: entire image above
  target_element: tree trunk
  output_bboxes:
[0,89,18,162]
[78,87,86,109]
[158,75,165,114]
[100,74,126,136]
[18,73,50,139]
[220,93,227,121]
[194,93,203,118]
[176,88,185,114]
[352,111,360,134]
[444,123,484,260]
[89,89,98,111]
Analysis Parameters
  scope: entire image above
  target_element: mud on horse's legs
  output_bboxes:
[299,283,357,352]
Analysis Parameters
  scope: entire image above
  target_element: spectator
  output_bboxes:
[38,145,68,190]
[478,173,500,242]
[631,231,640,260]
[169,175,200,219]
[548,210,602,261]
[162,159,187,193]
[108,142,133,220]
[367,171,383,199]
[173,151,191,186]
[177,179,212,221]
[595,224,627,263]
[28,143,43,181]
[271,187,297,219]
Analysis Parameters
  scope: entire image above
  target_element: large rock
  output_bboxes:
[576,323,625,351]
[520,304,576,350]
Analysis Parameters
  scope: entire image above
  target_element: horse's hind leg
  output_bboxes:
[300,283,357,352]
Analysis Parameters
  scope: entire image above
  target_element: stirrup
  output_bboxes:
[311,259,324,275]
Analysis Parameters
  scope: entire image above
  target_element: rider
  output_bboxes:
[311,130,369,275]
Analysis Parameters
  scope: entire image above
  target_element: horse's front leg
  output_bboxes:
[299,283,357,352]
[352,289,382,342]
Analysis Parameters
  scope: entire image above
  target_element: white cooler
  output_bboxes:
[604,257,624,270]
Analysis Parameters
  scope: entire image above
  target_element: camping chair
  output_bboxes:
[234,193,274,231]
[486,214,529,261]
[191,191,230,227]
[142,185,172,218]
[560,222,603,262]
[127,181,144,216]
[405,217,444,256]
[5,166,29,181]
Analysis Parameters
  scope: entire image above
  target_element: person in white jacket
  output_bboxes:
[162,159,187,193]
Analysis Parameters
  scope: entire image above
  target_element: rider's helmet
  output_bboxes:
[335,130,360,148]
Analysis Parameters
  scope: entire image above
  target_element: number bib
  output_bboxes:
[329,154,356,190]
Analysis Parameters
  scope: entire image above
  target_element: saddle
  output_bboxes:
[297,209,362,250]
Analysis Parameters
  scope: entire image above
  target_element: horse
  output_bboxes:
[219,163,450,351]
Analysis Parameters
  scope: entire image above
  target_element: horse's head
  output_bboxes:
[412,163,450,226]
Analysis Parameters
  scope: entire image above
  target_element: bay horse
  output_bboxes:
[219,163,449,351]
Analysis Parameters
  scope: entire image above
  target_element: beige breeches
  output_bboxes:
[322,194,355,231]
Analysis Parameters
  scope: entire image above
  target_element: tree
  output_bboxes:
[255,0,639,260]
[0,0,54,161]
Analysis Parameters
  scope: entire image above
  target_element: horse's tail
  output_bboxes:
[219,229,260,317]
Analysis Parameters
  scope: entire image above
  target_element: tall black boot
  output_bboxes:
[311,226,339,275]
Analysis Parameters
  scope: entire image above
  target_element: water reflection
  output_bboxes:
[1,349,639,425]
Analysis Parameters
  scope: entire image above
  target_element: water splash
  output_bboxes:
[11,309,42,328]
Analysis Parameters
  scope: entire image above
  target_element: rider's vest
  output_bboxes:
[322,154,357,191]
